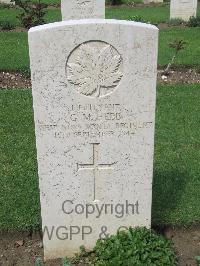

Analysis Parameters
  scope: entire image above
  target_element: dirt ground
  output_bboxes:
[0,23,186,33]
[0,72,31,90]
[157,68,200,85]
[0,68,200,90]
[0,226,200,266]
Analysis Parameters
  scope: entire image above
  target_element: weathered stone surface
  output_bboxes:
[29,19,158,260]
[61,0,105,20]
[170,0,197,21]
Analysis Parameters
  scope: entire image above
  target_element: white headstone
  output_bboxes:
[29,19,158,260]
[61,0,105,20]
[170,0,197,21]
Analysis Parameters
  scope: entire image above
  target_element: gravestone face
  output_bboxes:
[61,0,105,20]
[170,0,197,21]
[29,19,158,260]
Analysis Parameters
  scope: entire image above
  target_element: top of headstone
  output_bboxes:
[29,19,158,33]
[61,0,105,21]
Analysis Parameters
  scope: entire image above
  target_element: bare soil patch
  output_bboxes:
[0,69,200,90]
[0,71,31,89]
[158,68,200,85]
[163,226,200,266]
[0,23,188,32]
[158,23,187,29]
[0,23,187,32]
[0,226,200,265]
[0,27,27,33]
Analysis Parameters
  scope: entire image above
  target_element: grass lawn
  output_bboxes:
[106,5,170,23]
[0,7,21,26]
[153,84,200,225]
[1,5,200,27]
[0,32,29,72]
[28,0,144,4]
[0,0,151,5]
[0,84,200,230]
[41,0,60,4]
[0,89,40,230]
[158,28,200,66]
[0,27,200,72]
[0,8,61,27]
[0,4,200,72]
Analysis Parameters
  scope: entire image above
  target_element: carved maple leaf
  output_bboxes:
[67,43,123,97]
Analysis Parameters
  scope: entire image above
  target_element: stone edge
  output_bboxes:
[28,19,159,34]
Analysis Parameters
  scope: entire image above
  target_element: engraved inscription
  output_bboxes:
[76,0,91,5]
[38,103,153,140]
[179,0,190,3]
[74,0,94,19]
[66,41,123,98]
[77,143,116,201]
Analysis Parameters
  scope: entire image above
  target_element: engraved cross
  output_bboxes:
[77,143,116,201]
